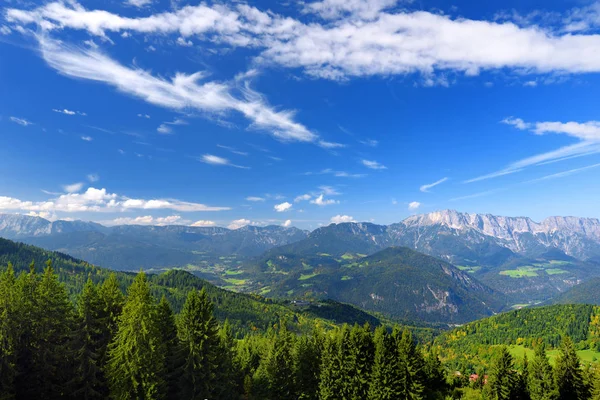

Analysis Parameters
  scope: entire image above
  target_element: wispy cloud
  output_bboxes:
[63,182,84,193]
[246,196,265,202]
[53,108,86,116]
[466,118,600,183]
[282,219,292,227]
[318,140,346,149]
[217,144,249,156]
[359,139,379,147]
[228,218,253,229]
[137,113,151,119]
[87,174,99,182]
[310,194,339,206]
[108,215,186,226]
[81,136,93,141]
[305,168,366,178]
[200,154,249,169]
[9,116,33,126]
[361,159,387,170]
[525,163,600,183]
[191,219,216,227]
[294,194,311,203]
[450,189,504,202]
[420,177,448,192]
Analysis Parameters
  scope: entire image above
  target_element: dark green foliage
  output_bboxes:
[177,288,220,399]
[486,346,516,400]
[156,295,181,399]
[554,337,590,400]
[528,342,558,400]
[106,272,166,399]
[294,329,322,400]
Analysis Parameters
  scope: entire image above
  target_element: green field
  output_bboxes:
[225,269,244,275]
[341,275,353,281]
[456,265,481,274]
[341,253,356,260]
[500,266,542,278]
[545,268,569,275]
[223,277,247,285]
[299,273,319,281]
[508,345,600,365]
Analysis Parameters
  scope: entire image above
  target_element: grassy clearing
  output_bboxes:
[508,345,600,365]
[225,270,244,275]
[259,287,271,295]
[302,262,312,270]
[456,266,481,274]
[223,278,247,285]
[341,253,356,260]
[545,268,569,275]
[341,276,353,281]
[500,266,542,278]
[299,273,319,281]
[317,253,332,257]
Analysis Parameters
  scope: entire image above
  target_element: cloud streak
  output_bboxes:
[420,177,448,192]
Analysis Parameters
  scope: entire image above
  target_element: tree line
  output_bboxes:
[1,261,600,399]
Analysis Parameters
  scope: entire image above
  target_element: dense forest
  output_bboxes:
[1,260,600,399]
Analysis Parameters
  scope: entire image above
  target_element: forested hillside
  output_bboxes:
[0,238,391,335]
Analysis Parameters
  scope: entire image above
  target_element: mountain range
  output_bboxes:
[2,210,600,307]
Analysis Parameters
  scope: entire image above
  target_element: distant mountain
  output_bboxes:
[251,246,506,324]
[0,214,309,270]
[549,278,600,305]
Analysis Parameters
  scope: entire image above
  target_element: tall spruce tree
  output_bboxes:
[397,328,425,400]
[295,328,322,400]
[71,279,106,399]
[0,263,17,399]
[347,323,375,400]
[178,288,220,399]
[97,273,124,369]
[528,342,557,400]
[554,337,590,400]
[319,330,344,400]
[487,346,516,400]
[254,322,296,400]
[106,271,166,399]
[156,295,181,399]
[423,347,448,399]
[368,326,402,400]
[214,319,240,399]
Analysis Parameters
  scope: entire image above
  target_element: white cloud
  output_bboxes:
[0,26,11,35]
[318,186,341,196]
[408,201,421,210]
[81,136,93,141]
[10,116,33,126]
[217,144,248,156]
[274,202,292,212]
[87,174,99,182]
[361,159,387,170]
[282,219,292,227]
[420,177,448,192]
[330,214,355,224]
[63,182,84,193]
[525,162,600,183]
[228,218,252,229]
[110,215,184,226]
[53,108,86,116]
[176,37,193,47]
[137,113,151,118]
[157,124,172,134]
[200,154,249,169]
[25,211,56,220]
[467,118,600,183]
[246,196,265,202]
[191,219,216,227]
[11,1,600,85]
[0,187,229,213]
[126,0,153,7]
[17,34,317,144]
[318,140,346,149]
[294,194,311,203]
[305,168,366,178]
[359,139,379,147]
[310,194,339,206]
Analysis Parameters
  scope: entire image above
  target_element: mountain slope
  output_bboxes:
[251,246,506,324]
[549,278,600,305]
[0,237,391,335]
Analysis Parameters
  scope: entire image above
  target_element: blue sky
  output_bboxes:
[2,0,600,229]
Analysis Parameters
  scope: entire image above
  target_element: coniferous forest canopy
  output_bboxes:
[2,240,600,399]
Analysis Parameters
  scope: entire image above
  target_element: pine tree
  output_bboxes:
[0,263,17,399]
[71,279,106,399]
[295,328,322,400]
[156,295,181,399]
[487,346,516,400]
[369,326,402,400]
[528,342,557,400]
[178,288,220,399]
[214,319,240,399]
[254,322,296,400]
[319,330,344,400]
[347,323,375,399]
[106,271,166,399]
[32,261,76,398]
[554,337,590,400]
[423,347,448,399]
[97,273,124,368]
[397,328,425,400]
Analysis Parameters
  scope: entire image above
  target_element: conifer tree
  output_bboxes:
[0,263,17,399]
[97,273,124,368]
[397,328,425,400]
[295,329,322,400]
[319,330,344,400]
[423,347,448,399]
[554,337,590,400]
[369,326,402,400]
[347,323,375,399]
[178,288,220,399]
[487,346,516,400]
[156,295,181,399]
[71,279,106,399]
[106,271,166,399]
[254,322,296,400]
[215,319,240,399]
[528,342,557,400]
